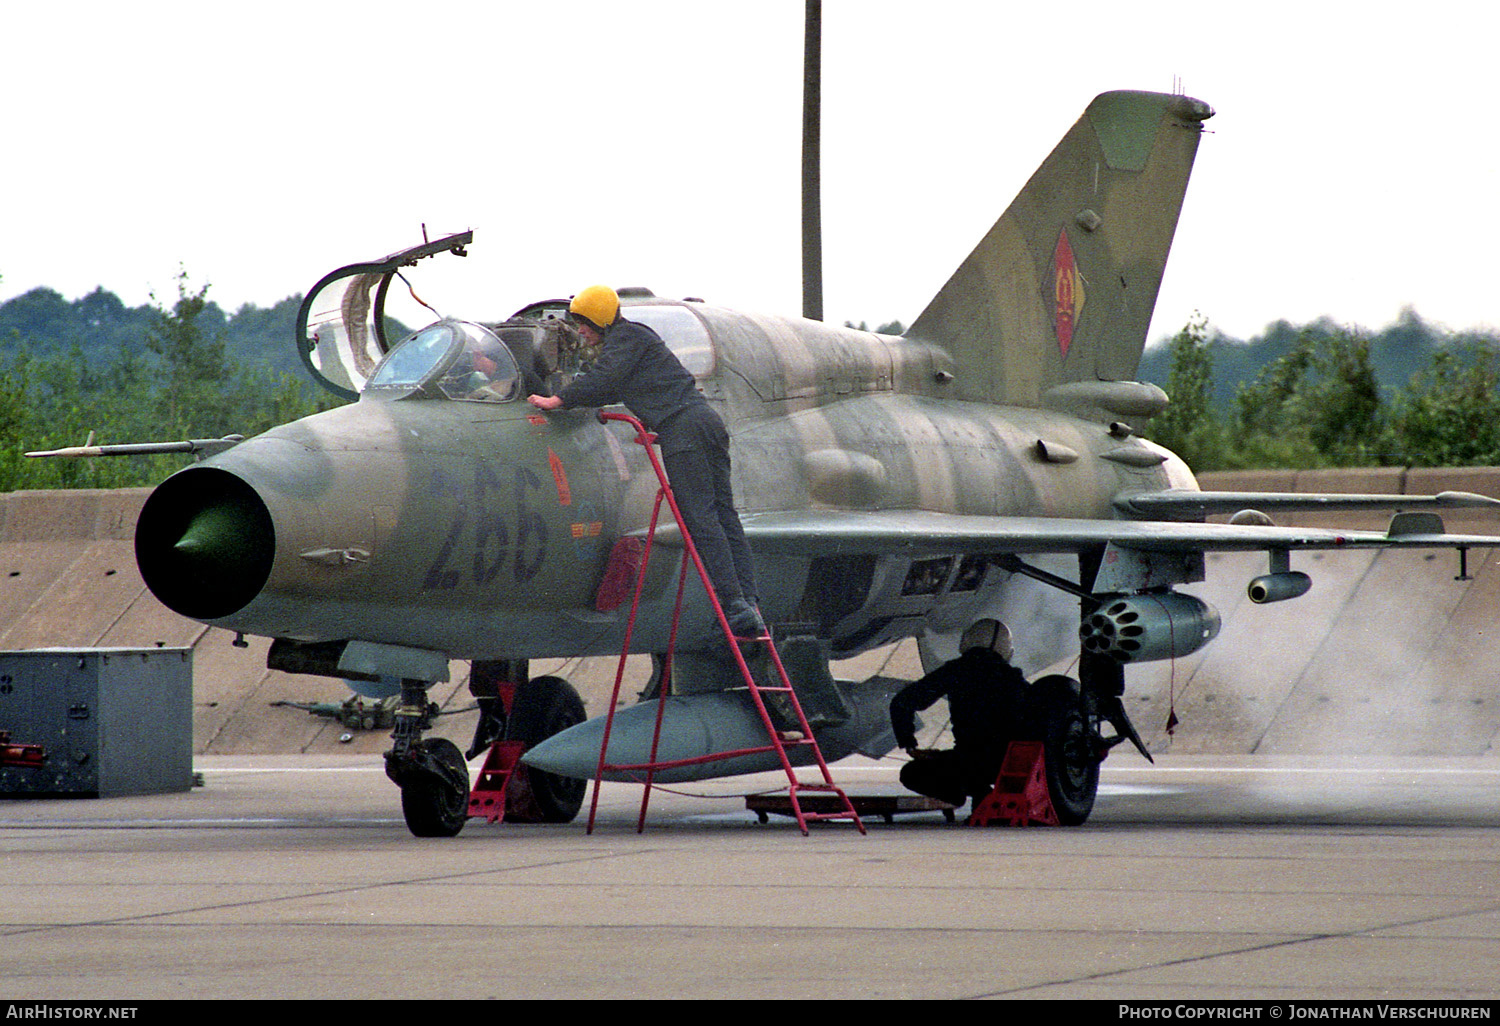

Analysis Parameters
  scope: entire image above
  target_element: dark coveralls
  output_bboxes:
[889,648,1029,806]
[556,317,758,608]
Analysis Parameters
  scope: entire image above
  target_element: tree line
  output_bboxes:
[0,274,338,491]
[0,280,310,379]
[1142,312,1500,471]
[3,275,1499,491]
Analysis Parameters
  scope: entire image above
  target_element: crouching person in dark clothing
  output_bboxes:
[889,619,1029,808]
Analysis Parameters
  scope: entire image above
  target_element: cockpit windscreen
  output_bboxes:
[365,320,521,402]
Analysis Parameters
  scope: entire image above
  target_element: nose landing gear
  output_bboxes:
[384,679,471,838]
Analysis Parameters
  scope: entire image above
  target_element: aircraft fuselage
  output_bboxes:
[136,301,1193,665]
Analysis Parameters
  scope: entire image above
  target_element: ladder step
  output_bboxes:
[586,411,864,837]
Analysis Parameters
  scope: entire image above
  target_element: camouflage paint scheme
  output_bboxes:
[138,92,1211,662]
[126,91,1500,816]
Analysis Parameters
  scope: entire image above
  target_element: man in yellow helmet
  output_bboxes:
[527,286,765,638]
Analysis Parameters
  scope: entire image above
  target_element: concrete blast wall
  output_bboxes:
[1122,467,1500,757]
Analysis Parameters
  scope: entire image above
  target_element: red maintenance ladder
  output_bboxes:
[585,411,864,837]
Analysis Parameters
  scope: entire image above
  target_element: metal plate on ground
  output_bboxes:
[746,790,958,824]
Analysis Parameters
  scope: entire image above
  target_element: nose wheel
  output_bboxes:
[385,679,472,837]
[390,737,471,837]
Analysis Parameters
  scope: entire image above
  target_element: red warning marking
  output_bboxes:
[548,448,572,506]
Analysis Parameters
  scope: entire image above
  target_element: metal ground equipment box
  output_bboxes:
[0,647,193,797]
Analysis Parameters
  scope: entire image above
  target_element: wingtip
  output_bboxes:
[1434,491,1500,509]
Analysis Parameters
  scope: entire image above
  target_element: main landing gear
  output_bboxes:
[1019,653,1151,827]
[1026,674,1101,826]
[504,675,587,824]
[985,552,1158,827]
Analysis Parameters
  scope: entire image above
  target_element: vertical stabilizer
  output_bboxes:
[906,91,1212,412]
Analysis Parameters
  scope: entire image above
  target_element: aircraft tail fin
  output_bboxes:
[906,91,1212,416]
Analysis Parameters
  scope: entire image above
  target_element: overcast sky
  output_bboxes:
[4,1,1496,347]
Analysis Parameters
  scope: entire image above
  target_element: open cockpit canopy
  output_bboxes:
[296,231,474,400]
[297,231,716,402]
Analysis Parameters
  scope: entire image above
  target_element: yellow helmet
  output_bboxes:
[568,285,619,330]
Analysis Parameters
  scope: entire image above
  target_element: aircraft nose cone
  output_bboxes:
[136,467,276,620]
[173,504,258,558]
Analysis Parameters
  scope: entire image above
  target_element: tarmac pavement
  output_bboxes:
[2,752,1497,1000]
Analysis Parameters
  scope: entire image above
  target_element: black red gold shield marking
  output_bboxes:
[1053,230,1085,357]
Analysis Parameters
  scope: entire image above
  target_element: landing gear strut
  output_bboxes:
[1023,646,1153,826]
[385,678,471,838]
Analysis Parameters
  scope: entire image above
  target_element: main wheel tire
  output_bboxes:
[1026,675,1100,826]
[399,737,471,838]
[506,675,587,823]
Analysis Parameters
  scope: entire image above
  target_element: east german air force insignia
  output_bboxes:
[1053,229,1085,357]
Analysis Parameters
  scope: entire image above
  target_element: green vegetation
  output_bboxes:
[1141,314,1225,471]
[0,280,310,380]
[844,319,906,336]
[1387,344,1500,466]
[1141,312,1500,470]
[5,270,1499,491]
[0,274,339,491]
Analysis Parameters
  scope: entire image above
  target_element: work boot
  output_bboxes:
[464,698,505,760]
[724,597,767,638]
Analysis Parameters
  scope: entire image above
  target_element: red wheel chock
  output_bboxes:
[967,740,1059,827]
[467,740,527,824]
